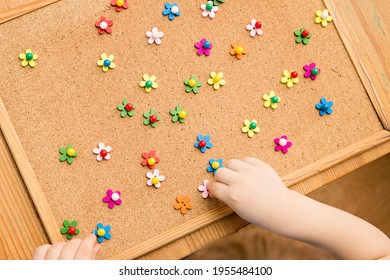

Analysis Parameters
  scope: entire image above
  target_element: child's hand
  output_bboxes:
[32,234,101,260]
[207,157,289,228]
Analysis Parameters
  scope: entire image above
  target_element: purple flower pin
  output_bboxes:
[103,189,122,209]
[303,62,320,80]
[195,38,213,56]
[274,135,292,154]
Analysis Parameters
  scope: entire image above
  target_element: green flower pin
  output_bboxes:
[294,27,312,45]
[184,75,202,94]
[117,99,136,117]
[170,105,188,123]
[59,144,78,164]
[213,0,225,5]
[143,109,161,128]
[60,220,80,240]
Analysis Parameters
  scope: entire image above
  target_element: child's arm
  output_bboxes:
[207,158,390,260]
[32,234,100,260]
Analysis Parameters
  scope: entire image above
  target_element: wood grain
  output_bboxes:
[0,0,59,23]
[324,0,390,129]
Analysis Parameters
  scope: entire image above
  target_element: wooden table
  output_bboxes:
[0,0,389,260]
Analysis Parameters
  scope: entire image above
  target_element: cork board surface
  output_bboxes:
[0,0,383,259]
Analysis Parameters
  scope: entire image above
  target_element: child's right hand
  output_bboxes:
[207,157,290,229]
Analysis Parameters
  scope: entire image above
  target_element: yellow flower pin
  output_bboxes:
[97,53,115,72]
[19,49,38,68]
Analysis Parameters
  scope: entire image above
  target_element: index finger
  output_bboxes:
[75,234,98,260]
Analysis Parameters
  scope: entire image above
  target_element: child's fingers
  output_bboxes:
[215,167,238,185]
[58,238,82,260]
[45,242,67,260]
[75,234,97,260]
[92,244,101,260]
[225,159,249,172]
[207,181,230,202]
[32,244,51,260]
[242,157,264,167]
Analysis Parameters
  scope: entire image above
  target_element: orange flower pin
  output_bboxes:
[230,42,247,59]
[174,196,193,215]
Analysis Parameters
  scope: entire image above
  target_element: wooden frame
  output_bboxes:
[0,0,389,259]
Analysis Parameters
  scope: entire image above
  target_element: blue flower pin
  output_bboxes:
[315,98,333,116]
[162,2,180,20]
[194,134,213,153]
[93,223,112,243]
[207,158,223,175]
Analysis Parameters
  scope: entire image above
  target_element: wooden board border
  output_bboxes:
[0,0,389,259]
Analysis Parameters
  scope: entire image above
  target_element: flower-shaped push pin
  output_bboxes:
[162,2,180,20]
[19,49,38,67]
[59,144,78,164]
[174,196,193,215]
[230,42,247,59]
[246,19,263,37]
[141,150,160,169]
[146,169,165,189]
[93,223,111,243]
[207,158,223,175]
[111,0,128,12]
[263,91,280,109]
[117,99,136,117]
[102,189,122,209]
[208,72,226,90]
[93,142,111,161]
[184,75,202,93]
[60,220,80,240]
[194,38,213,56]
[280,70,299,88]
[201,1,218,19]
[315,9,333,27]
[146,27,164,45]
[315,98,333,116]
[95,16,113,34]
[194,134,212,153]
[170,105,188,123]
[294,27,312,45]
[143,109,161,127]
[274,135,292,154]
[97,53,115,72]
[242,119,260,138]
[198,180,210,199]
[140,74,158,93]
[303,62,320,80]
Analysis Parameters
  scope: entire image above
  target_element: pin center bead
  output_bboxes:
[271,96,279,103]
[211,162,220,169]
[206,2,213,10]
[67,148,75,157]
[145,80,153,88]
[249,122,257,129]
[26,53,33,61]
[213,75,221,83]
[178,111,187,119]
[125,103,133,111]
[100,21,108,29]
[199,140,206,148]
[321,12,328,19]
[68,226,76,235]
[311,68,320,76]
[100,149,108,157]
[147,157,156,165]
[301,30,309,37]
[104,59,111,67]
[152,177,159,185]
[149,115,157,123]
[97,228,105,237]
[255,21,262,29]
[235,47,244,54]
[171,6,179,14]
[203,41,211,49]
[291,71,298,78]
[116,0,124,7]
[188,79,197,87]
[279,138,287,146]
[111,193,120,201]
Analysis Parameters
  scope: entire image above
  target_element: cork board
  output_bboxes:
[0,0,385,259]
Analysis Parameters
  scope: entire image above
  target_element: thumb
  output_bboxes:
[207,181,230,202]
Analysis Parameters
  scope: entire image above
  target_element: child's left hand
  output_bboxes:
[32,234,101,260]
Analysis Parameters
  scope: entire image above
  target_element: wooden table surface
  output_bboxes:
[0,0,389,259]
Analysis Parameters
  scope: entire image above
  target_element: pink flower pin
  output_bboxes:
[95,16,113,34]
[303,62,321,80]
[146,27,164,45]
[201,1,218,19]
[274,135,292,154]
[197,179,209,199]
[246,19,264,37]
[93,142,112,161]
[103,189,122,209]
[194,38,213,56]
